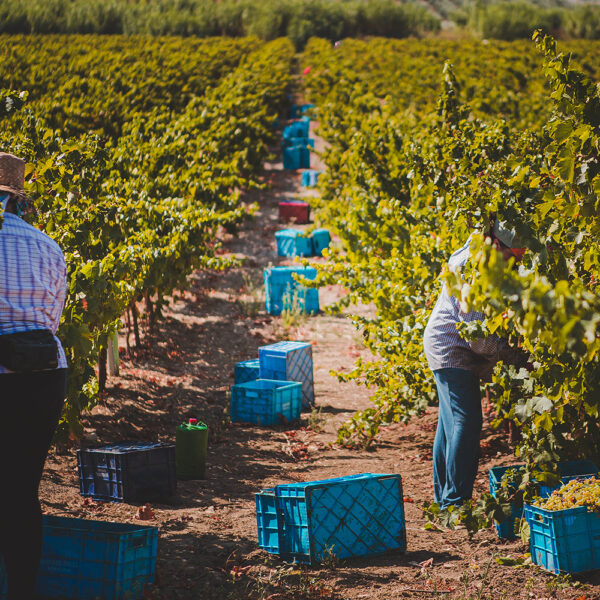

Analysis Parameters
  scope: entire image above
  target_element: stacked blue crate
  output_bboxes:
[282,136,314,150]
[283,118,310,139]
[283,145,311,170]
[275,229,314,257]
[301,170,322,188]
[255,473,406,564]
[0,515,158,600]
[282,117,311,170]
[264,266,319,316]
[234,358,260,383]
[259,341,314,409]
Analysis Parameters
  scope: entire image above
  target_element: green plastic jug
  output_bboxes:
[176,418,208,480]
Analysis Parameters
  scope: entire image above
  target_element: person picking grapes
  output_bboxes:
[423,219,529,509]
[0,153,68,600]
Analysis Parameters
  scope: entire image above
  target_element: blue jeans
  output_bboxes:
[432,368,482,508]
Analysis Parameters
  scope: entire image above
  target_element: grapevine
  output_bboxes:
[300,33,600,531]
[0,36,294,439]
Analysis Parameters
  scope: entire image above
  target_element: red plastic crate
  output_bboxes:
[279,201,310,224]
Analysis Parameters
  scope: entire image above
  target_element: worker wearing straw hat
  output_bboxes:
[423,219,530,509]
[0,152,67,600]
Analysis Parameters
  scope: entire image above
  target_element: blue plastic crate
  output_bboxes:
[256,473,406,564]
[259,341,314,409]
[489,460,598,539]
[264,267,319,316]
[0,515,157,600]
[230,379,302,426]
[256,488,280,554]
[283,145,311,170]
[525,504,600,574]
[282,120,309,139]
[256,474,376,557]
[256,475,378,556]
[311,229,331,256]
[282,137,315,150]
[282,145,299,170]
[275,229,314,258]
[77,442,177,503]
[301,169,322,188]
[234,358,260,384]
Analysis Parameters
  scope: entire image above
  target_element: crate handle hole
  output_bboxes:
[132,537,147,548]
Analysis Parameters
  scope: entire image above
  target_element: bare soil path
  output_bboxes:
[40,126,600,600]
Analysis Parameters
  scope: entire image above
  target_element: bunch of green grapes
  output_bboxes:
[534,478,600,512]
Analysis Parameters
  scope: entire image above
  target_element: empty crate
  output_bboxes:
[311,229,331,256]
[0,515,158,600]
[255,473,406,564]
[489,460,598,539]
[264,266,319,316]
[301,170,322,187]
[275,229,313,257]
[230,379,302,425]
[234,358,260,383]
[279,201,310,224]
[283,145,310,170]
[77,442,177,503]
[525,503,600,574]
[259,341,314,409]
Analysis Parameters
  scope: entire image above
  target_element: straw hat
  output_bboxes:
[0,152,27,199]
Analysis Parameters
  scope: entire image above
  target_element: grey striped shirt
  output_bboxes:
[423,235,526,380]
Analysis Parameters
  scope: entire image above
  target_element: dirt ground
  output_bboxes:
[41,130,600,600]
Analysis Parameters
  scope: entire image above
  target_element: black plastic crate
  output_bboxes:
[77,442,176,503]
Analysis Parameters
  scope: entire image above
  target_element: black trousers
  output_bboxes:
[0,368,66,600]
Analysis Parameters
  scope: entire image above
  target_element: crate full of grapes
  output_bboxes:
[489,460,598,540]
[525,477,600,574]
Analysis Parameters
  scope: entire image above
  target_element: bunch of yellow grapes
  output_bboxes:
[534,477,600,511]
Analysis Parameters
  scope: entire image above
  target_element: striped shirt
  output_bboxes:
[0,212,67,373]
[423,235,526,380]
